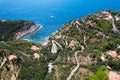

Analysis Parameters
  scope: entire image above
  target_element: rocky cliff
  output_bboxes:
[0,20,40,41]
[15,21,40,40]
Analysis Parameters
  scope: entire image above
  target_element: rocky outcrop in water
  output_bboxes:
[15,21,40,40]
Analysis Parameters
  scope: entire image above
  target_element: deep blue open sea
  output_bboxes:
[0,0,120,42]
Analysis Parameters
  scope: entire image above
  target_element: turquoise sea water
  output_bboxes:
[0,0,120,42]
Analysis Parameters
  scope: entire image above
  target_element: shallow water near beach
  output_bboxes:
[0,0,120,42]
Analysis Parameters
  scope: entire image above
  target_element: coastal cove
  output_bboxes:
[21,24,43,41]
[0,0,120,42]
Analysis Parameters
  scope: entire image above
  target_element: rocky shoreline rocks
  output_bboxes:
[15,21,41,40]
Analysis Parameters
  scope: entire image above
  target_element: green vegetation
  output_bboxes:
[94,19,112,33]
[0,20,25,41]
[0,10,120,80]
[89,66,109,80]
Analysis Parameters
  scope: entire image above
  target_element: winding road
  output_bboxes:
[111,16,120,33]
[66,12,119,80]
[66,51,81,80]
[51,40,63,54]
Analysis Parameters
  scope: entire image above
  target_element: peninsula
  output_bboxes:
[0,20,41,41]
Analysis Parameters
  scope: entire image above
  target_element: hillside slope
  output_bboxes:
[0,10,120,80]
[44,10,120,80]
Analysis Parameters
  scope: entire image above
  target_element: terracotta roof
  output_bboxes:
[108,71,120,80]
[69,40,75,48]
[106,50,118,58]
[33,53,40,59]
[8,55,17,61]
[42,38,50,46]
[31,46,40,51]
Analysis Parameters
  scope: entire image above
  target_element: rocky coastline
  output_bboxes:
[15,21,41,40]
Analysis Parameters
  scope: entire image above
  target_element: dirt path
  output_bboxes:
[17,50,30,57]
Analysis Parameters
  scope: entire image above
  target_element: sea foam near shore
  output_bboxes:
[16,23,42,40]
[21,24,43,42]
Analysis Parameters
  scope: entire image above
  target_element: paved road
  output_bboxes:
[66,51,81,80]
[112,17,120,33]
[51,40,63,54]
